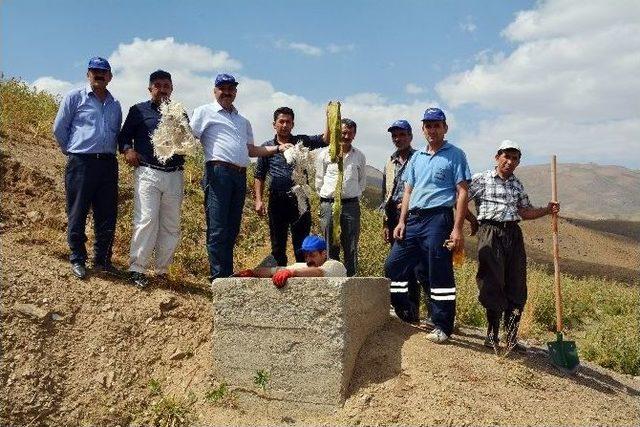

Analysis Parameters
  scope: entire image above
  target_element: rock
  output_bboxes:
[14,303,51,321]
[27,211,42,222]
[159,295,179,311]
[106,371,115,388]
[169,348,192,360]
[102,303,112,312]
[51,313,65,322]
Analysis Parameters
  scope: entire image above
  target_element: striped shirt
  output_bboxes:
[468,169,532,221]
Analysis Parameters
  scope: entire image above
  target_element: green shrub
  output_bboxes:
[582,307,640,375]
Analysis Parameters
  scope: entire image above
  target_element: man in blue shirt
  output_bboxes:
[118,70,185,289]
[385,108,471,343]
[254,107,326,266]
[382,120,428,324]
[53,57,122,279]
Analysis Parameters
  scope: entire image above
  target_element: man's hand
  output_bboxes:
[449,227,464,251]
[236,269,255,277]
[255,200,266,216]
[124,148,141,167]
[547,201,560,215]
[278,143,294,153]
[383,227,391,243]
[272,269,294,288]
[393,222,406,241]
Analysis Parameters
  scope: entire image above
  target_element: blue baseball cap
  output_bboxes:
[215,73,239,87]
[387,120,412,133]
[88,57,111,71]
[299,235,327,253]
[422,107,446,122]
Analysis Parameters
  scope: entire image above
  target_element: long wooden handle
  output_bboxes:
[551,155,563,332]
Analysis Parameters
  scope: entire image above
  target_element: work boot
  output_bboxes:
[484,309,501,352]
[504,308,523,352]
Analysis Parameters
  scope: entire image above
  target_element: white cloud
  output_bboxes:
[459,15,477,33]
[32,37,437,170]
[437,0,640,168]
[275,40,323,56]
[32,76,78,97]
[326,43,355,53]
[405,83,425,95]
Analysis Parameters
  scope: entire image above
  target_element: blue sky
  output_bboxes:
[3,0,639,171]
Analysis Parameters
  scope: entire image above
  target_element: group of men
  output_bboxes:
[53,56,559,349]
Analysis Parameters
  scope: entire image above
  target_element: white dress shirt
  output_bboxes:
[189,101,254,167]
[315,146,367,199]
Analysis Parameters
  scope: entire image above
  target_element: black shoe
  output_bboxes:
[130,272,149,289]
[93,262,125,278]
[71,262,87,279]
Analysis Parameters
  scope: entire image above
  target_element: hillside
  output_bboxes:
[1,79,639,426]
[516,163,640,221]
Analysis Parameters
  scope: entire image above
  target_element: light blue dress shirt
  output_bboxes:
[189,102,254,167]
[53,86,122,154]
[402,141,472,210]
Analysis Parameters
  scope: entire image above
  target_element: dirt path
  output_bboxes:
[2,231,639,426]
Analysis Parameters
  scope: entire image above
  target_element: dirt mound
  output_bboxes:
[2,230,639,426]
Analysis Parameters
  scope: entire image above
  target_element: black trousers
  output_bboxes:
[386,207,429,317]
[64,154,118,265]
[476,222,527,312]
[268,191,311,266]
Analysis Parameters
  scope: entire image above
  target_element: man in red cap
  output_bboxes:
[236,235,346,287]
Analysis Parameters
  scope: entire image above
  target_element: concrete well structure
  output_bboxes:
[211,277,390,411]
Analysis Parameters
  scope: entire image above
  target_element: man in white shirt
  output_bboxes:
[190,74,292,281]
[314,118,367,276]
[236,235,347,287]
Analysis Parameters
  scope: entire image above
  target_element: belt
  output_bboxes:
[480,219,520,228]
[320,197,358,203]
[409,206,452,216]
[207,160,246,173]
[70,152,115,160]
[140,162,183,172]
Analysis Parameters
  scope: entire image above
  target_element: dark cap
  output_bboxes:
[149,69,172,83]
[214,73,239,87]
[88,57,111,71]
[387,120,412,132]
[422,107,446,122]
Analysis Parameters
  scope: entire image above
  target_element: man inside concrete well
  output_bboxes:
[235,235,346,287]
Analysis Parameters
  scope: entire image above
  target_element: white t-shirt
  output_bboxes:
[189,102,254,167]
[286,259,347,277]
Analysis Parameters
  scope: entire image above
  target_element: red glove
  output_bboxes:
[236,269,255,277]
[272,269,294,288]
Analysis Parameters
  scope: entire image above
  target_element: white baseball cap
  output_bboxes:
[498,139,521,153]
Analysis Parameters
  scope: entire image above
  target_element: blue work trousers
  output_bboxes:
[385,207,456,335]
[203,162,247,280]
[64,154,118,266]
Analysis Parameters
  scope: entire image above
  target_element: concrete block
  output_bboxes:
[211,277,389,411]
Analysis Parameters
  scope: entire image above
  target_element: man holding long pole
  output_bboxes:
[466,140,560,352]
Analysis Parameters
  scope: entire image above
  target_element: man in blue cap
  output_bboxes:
[236,235,347,287]
[384,107,471,343]
[190,74,293,282]
[53,56,122,279]
[382,119,428,324]
[118,70,185,289]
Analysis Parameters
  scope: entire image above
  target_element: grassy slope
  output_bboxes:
[1,78,638,376]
